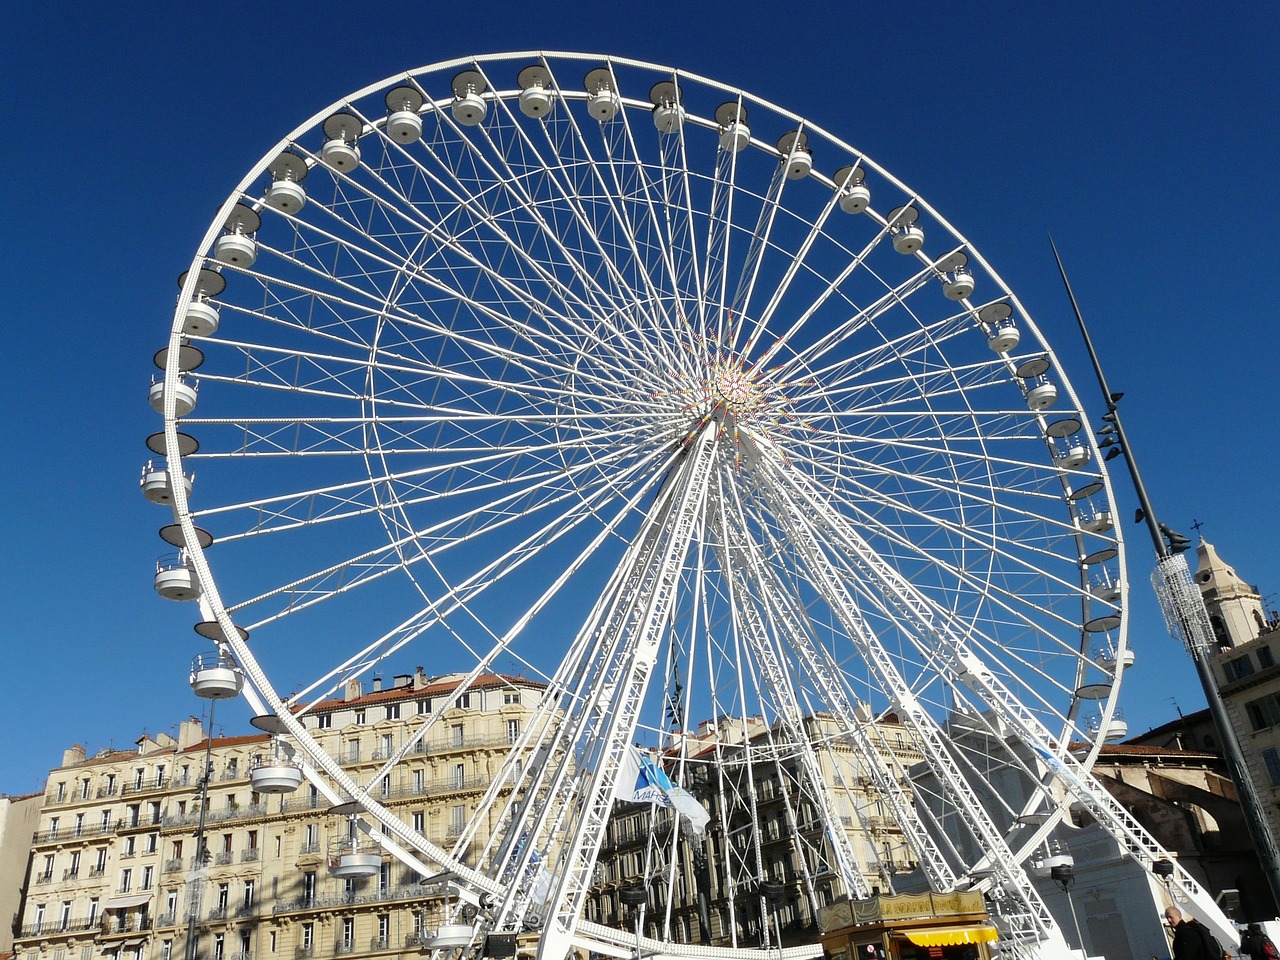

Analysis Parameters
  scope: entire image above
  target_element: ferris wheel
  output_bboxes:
[145,52,1211,960]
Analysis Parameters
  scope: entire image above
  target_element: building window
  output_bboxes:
[413,770,425,793]
[1263,748,1280,787]
[346,739,361,762]
[507,719,520,744]
[381,734,395,757]
[504,691,521,705]
[341,916,354,950]
[88,897,99,925]
[386,703,401,720]
[452,763,466,789]
[80,779,91,800]
[142,865,154,890]
[55,782,67,802]
[161,942,172,960]
[302,923,314,950]
[243,879,256,909]
[451,724,465,746]
[213,935,224,960]
[1260,646,1276,668]
[455,693,471,710]
[418,699,432,715]
[120,868,133,893]
[450,805,466,835]
[354,710,366,725]
[1226,657,1256,681]
[413,811,425,833]
[1246,693,1280,731]
[317,714,332,729]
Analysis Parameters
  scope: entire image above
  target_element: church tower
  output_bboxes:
[1194,538,1267,649]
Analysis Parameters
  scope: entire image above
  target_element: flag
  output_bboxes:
[616,747,710,837]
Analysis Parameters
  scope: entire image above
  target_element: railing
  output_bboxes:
[164,859,184,873]
[368,938,390,951]
[120,849,136,859]
[157,912,177,927]
[34,872,53,884]
[63,868,80,880]
[216,851,234,865]
[161,802,269,829]
[89,865,106,878]
[272,884,432,916]
[242,848,261,862]
[335,940,356,955]
[280,794,325,813]
[102,916,153,935]
[295,947,314,959]
[209,906,228,921]
[235,902,257,918]
[299,841,321,854]
[405,934,429,948]
[97,785,119,798]
[16,918,98,938]
[220,768,241,781]
[121,776,170,796]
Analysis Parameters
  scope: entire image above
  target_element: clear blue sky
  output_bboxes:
[2,2,1277,794]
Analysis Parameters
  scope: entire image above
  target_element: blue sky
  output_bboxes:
[2,2,1278,794]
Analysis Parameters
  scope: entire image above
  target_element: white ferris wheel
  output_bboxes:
[144,51,1214,960]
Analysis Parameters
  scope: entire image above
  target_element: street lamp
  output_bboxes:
[1050,237,1280,910]
[1050,860,1086,954]
[759,881,785,960]
[620,886,647,960]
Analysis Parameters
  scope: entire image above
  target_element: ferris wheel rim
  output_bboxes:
[152,51,1137,955]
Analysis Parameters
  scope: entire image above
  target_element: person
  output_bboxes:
[1164,906,1219,960]
[1239,923,1279,960]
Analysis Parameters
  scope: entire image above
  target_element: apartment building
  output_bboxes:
[584,712,919,949]
[12,669,545,960]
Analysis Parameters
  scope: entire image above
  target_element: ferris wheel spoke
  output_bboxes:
[245,172,681,399]
[225,433,676,624]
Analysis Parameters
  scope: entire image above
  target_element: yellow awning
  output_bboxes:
[905,925,999,947]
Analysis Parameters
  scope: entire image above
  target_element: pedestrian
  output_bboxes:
[1239,923,1279,960]
[1164,906,1222,960]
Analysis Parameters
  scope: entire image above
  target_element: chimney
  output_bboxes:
[372,676,383,693]
[344,679,363,702]
[177,717,205,750]
[62,744,87,767]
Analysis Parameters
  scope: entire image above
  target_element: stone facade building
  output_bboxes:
[12,670,545,960]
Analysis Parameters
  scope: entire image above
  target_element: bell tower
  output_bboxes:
[1194,539,1267,649]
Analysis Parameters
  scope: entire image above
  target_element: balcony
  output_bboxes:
[335,940,356,955]
[157,912,177,927]
[63,868,80,881]
[89,866,107,878]
[122,776,170,797]
[16,918,97,938]
[299,841,321,855]
[209,905,228,921]
[242,848,261,862]
[368,938,390,951]
[216,851,235,865]
[235,902,258,918]
[97,785,119,799]
[163,859,184,873]
[295,947,314,959]
[34,871,53,885]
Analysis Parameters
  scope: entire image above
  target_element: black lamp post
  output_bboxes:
[1050,237,1280,912]
[759,882,785,960]
[620,886,647,960]
[1050,861,1085,952]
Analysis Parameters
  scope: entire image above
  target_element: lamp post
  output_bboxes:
[620,886,647,960]
[184,699,217,960]
[1050,861,1085,955]
[1050,237,1280,910]
[759,881,784,960]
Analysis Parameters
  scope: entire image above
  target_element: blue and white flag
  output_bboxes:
[616,747,710,837]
